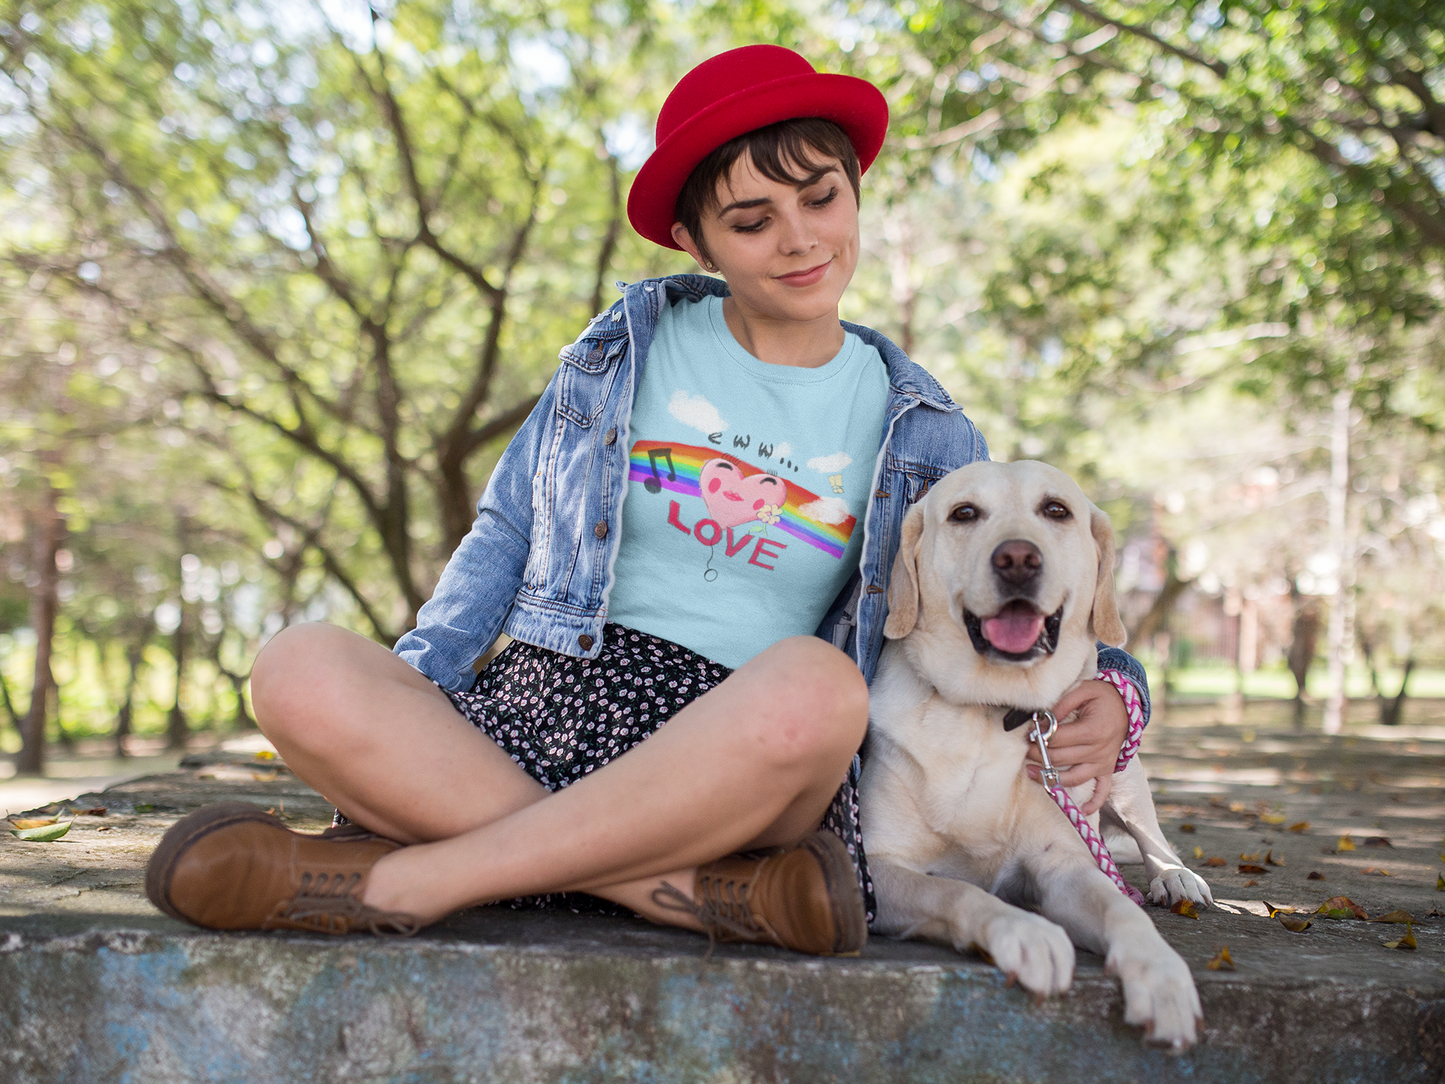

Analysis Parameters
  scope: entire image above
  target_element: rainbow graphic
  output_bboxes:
[628,440,856,559]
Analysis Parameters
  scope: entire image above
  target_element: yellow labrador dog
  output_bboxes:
[861,460,1208,1049]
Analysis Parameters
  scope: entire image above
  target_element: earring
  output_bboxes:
[703,261,719,273]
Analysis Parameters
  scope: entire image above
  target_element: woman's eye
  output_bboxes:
[731,219,767,233]
[809,187,838,208]
[949,504,978,523]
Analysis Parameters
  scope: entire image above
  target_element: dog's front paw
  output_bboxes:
[967,909,1076,998]
[1146,864,1215,909]
[1107,945,1201,1051]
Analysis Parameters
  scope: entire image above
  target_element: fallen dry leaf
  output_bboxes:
[76,807,106,817]
[1229,801,1246,813]
[1289,822,1310,833]
[1261,814,1287,825]
[1437,874,1444,892]
[1371,910,1415,924]
[1239,864,1268,874]
[1308,871,1327,880]
[251,770,278,782]
[1240,851,1262,862]
[1243,879,1259,887]
[1336,836,1356,852]
[1205,856,1227,867]
[1363,836,1393,848]
[1382,926,1417,951]
[1262,900,1296,916]
[11,820,73,842]
[1265,849,1286,867]
[95,825,111,832]
[1179,823,1196,833]
[1278,914,1312,932]
[1361,868,1392,876]
[1170,899,1200,919]
[1193,846,1204,859]
[1316,896,1369,920]
[1207,946,1235,971]
[9,817,57,830]
[254,750,277,760]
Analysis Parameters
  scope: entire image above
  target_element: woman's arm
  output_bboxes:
[392,373,558,691]
[1028,646,1151,814]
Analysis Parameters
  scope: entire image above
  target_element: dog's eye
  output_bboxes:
[1041,500,1072,520]
[948,503,979,523]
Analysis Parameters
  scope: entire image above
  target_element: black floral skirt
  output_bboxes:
[435,623,873,919]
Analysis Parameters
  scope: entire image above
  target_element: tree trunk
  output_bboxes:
[1380,658,1414,726]
[1322,383,1355,734]
[1287,597,1322,730]
[166,610,188,751]
[1129,543,1193,646]
[18,480,64,775]
[115,637,146,757]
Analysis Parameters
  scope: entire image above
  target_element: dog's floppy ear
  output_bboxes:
[1089,504,1127,647]
[884,503,926,639]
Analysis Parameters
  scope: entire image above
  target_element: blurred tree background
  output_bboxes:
[0,0,1441,771]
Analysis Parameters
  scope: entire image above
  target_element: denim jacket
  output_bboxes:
[395,274,1149,718]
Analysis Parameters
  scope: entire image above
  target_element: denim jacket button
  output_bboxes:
[593,521,608,539]
[604,427,617,444]
[578,634,594,650]
[587,347,603,362]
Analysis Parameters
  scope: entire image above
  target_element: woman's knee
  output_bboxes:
[249,623,369,745]
[739,636,869,768]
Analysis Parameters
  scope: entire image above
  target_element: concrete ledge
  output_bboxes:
[2,911,1442,1084]
[4,715,1445,1083]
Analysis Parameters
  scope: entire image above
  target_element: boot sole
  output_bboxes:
[144,801,285,923]
[802,831,869,955]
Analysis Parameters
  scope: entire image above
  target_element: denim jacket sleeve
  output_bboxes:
[391,369,558,691]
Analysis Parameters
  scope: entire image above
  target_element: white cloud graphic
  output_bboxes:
[774,441,793,458]
[668,390,727,434]
[800,497,850,525]
[807,452,853,474]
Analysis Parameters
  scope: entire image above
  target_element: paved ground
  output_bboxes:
[1,702,1443,1083]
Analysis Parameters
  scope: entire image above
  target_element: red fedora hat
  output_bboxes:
[627,45,889,250]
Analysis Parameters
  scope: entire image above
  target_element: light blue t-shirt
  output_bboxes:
[606,295,890,669]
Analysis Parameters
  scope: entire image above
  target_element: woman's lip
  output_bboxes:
[775,259,832,286]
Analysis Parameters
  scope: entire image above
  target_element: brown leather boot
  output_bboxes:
[654,831,867,956]
[145,802,422,935]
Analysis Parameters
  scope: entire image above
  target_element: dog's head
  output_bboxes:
[882,460,1126,707]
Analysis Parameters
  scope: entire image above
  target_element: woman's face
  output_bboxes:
[671,151,860,327]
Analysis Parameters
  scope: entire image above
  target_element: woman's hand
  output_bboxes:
[1024,679,1129,815]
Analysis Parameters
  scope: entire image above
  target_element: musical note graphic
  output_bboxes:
[644,447,677,494]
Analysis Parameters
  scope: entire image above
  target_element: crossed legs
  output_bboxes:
[249,624,868,928]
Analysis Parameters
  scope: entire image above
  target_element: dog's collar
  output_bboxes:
[1001,707,1050,732]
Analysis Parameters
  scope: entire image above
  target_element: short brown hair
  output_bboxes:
[673,118,862,263]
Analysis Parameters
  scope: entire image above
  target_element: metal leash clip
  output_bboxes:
[1026,709,1060,792]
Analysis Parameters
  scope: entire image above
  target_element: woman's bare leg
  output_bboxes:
[250,624,867,927]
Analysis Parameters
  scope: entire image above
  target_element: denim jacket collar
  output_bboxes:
[617,274,957,414]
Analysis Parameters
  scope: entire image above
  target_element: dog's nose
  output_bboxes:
[991,539,1042,587]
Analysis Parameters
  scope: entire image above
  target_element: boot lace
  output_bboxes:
[651,870,780,958]
[269,871,422,936]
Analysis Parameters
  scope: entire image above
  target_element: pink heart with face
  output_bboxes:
[699,459,787,529]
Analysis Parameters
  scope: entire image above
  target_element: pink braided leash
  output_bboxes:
[1096,668,1146,774]
[1041,776,1147,906]
[1026,704,1146,907]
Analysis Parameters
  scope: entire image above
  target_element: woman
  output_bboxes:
[145,45,1148,955]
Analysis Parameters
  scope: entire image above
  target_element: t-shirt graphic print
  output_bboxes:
[605,295,889,670]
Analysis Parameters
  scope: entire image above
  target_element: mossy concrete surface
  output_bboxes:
[2,712,1444,1083]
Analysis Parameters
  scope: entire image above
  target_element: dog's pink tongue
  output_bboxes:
[982,609,1045,653]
